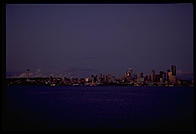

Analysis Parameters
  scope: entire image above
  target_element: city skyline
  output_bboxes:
[6,65,193,81]
[6,4,193,79]
[7,64,194,87]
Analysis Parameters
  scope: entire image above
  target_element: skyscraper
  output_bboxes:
[171,65,176,83]
[155,74,160,82]
[151,69,155,82]
[159,71,164,83]
[160,71,164,78]
[171,65,176,76]
[166,69,170,81]
[168,71,173,82]
[163,72,166,82]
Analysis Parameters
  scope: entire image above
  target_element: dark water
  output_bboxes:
[5,86,194,131]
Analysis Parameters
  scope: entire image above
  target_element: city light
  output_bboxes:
[6,65,193,87]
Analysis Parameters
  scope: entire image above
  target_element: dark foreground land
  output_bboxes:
[4,86,194,131]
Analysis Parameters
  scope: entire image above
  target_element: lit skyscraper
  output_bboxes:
[166,69,170,81]
[171,65,176,76]
[171,65,177,83]
[168,71,173,82]
[163,72,166,82]
[151,70,155,82]
[160,71,164,78]
[159,71,164,83]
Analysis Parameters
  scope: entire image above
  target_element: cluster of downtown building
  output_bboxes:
[7,65,193,87]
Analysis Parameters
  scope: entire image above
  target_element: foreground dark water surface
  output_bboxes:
[5,86,194,131]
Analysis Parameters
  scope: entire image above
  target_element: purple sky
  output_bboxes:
[6,4,193,78]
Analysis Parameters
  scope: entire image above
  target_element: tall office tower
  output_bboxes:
[163,72,166,82]
[148,74,151,81]
[168,71,173,82]
[155,74,160,82]
[166,69,170,81]
[160,71,164,78]
[144,75,148,81]
[171,65,176,76]
[159,71,164,83]
[171,65,176,83]
[151,70,155,82]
